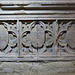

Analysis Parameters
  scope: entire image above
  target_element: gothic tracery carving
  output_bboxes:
[0,20,75,60]
[21,21,53,54]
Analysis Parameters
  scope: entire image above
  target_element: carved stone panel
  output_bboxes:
[0,20,75,61]
[0,0,75,61]
[0,21,18,57]
[20,21,54,57]
[56,21,75,55]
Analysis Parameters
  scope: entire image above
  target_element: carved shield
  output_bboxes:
[67,24,75,49]
[0,25,8,50]
[31,25,44,48]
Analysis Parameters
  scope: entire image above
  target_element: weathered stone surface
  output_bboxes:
[0,62,75,75]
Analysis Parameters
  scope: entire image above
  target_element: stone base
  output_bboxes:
[0,61,75,75]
